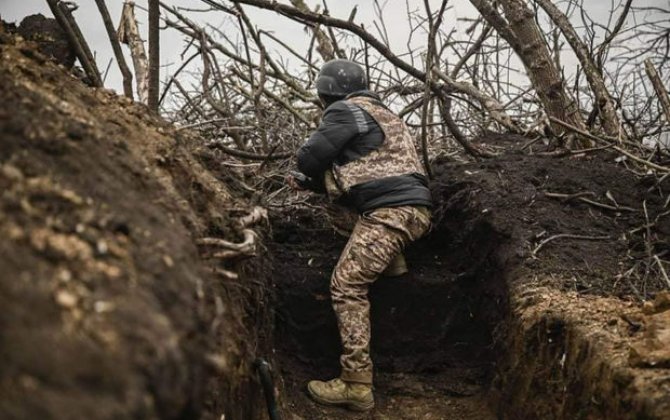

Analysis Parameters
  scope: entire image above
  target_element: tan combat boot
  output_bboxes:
[382,253,408,277]
[307,378,374,411]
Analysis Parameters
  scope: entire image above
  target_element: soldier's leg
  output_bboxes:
[307,207,430,410]
[330,206,431,384]
[330,216,401,384]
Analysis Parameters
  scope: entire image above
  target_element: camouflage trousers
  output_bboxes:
[329,205,431,384]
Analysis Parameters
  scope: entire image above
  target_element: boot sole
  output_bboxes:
[307,384,374,412]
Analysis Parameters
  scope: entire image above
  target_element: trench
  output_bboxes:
[2,30,666,419]
[268,186,511,419]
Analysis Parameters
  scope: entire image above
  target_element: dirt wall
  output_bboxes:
[0,30,271,420]
[495,284,670,419]
[433,153,670,419]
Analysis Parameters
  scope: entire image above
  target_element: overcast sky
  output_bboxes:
[1,0,667,97]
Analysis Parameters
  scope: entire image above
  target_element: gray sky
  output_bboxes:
[1,1,667,99]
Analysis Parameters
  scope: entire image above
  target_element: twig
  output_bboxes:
[647,172,670,193]
[101,58,113,83]
[419,0,447,179]
[544,191,638,212]
[162,2,312,101]
[176,121,253,131]
[259,30,319,71]
[451,22,492,79]
[653,255,670,289]
[432,67,519,133]
[288,0,335,60]
[158,51,200,106]
[229,67,312,126]
[535,144,614,156]
[531,233,611,257]
[520,136,544,151]
[437,92,492,159]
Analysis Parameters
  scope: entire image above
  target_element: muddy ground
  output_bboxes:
[2,23,670,420]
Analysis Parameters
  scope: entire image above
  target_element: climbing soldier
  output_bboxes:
[287,59,433,411]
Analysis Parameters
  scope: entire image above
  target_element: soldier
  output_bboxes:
[288,59,432,411]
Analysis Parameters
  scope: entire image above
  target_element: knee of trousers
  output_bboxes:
[329,261,379,302]
[330,272,369,303]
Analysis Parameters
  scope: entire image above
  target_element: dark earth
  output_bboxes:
[1,21,670,420]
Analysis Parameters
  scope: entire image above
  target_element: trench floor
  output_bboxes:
[280,365,495,419]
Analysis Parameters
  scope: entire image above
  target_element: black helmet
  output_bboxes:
[316,59,367,97]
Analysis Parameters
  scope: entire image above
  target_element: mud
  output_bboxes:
[497,284,670,419]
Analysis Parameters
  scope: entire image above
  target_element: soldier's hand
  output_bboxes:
[286,175,305,190]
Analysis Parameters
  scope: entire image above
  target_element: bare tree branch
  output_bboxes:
[94,0,133,98]
[148,0,160,110]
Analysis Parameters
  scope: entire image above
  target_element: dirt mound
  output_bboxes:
[12,14,75,68]
[432,149,669,298]
[0,31,270,419]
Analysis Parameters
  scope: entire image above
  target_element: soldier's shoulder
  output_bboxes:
[323,100,360,122]
[326,100,354,112]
